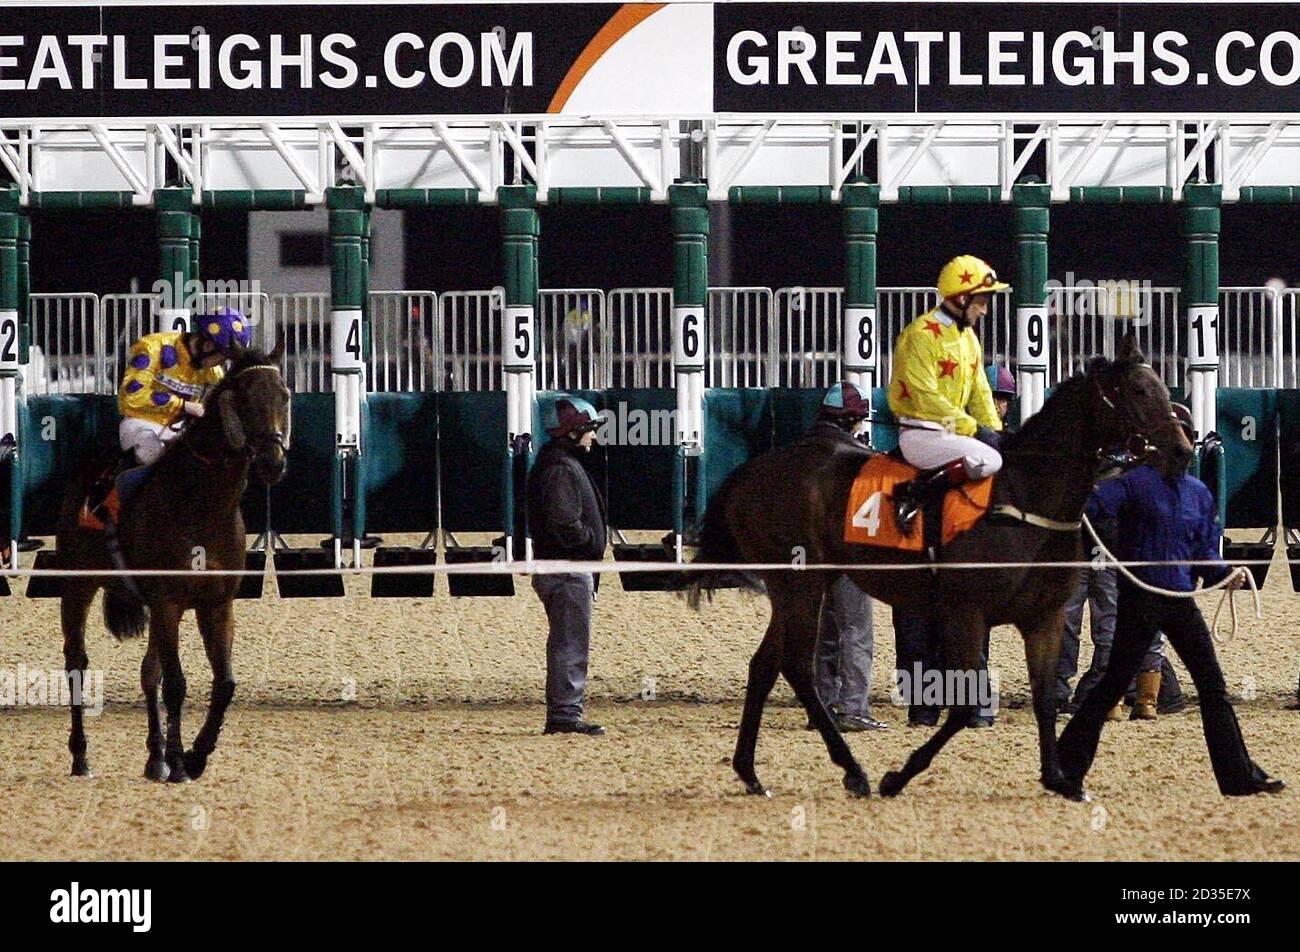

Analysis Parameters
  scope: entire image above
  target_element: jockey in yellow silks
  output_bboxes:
[888,255,1010,534]
[118,309,251,465]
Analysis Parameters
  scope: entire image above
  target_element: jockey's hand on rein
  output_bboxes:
[183,400,206,418]
[974,425,1002,450]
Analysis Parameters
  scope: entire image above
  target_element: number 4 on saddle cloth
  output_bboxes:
[844,455,994,552]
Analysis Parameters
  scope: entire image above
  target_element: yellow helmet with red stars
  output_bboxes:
[937,255,1011,300]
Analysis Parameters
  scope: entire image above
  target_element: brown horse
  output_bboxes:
[690,335,1190,801]
[56,342,291,782]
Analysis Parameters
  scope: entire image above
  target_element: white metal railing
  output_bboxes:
[440,289,503,392]
[537,289,604,392]
[268,292,331,393]
[706,287,774,388]
[1278,290,1300,390]
[24,293,102,394]
[607,288,673,389]
[369,291,439,393]
[1046,285,1181,387]
[100,293,163,390]
[773,287,841,389]
[1220,286,1284,388]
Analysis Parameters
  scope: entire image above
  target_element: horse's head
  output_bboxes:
[1086,332,1194,477]
[213,338,292,485]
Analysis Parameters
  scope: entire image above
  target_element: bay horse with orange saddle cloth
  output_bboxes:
[689,335,1193,802]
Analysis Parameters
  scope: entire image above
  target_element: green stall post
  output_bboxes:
[841,180,879,394]
[670,182,707,553]
[156,188,194,333]
[500,184,539,563]
[0,197,21,569]
[1013,178,1050,421]
[1183,183,1221,441]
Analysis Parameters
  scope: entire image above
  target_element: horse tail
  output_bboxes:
[102,585,147,641]
[684,466,764,610]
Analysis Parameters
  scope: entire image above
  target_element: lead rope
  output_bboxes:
[1081,513,1260,645]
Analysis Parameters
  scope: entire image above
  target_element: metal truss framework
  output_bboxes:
[5,116,1300,205]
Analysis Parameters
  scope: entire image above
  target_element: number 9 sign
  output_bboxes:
[1016,306,1047,370]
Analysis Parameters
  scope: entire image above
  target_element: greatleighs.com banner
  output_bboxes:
[3,2,1300,118]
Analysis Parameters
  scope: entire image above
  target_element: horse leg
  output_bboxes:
[149,604,190,783]
[780,584,871,797]
[184,601,236,780]
[141,643,167,781]
[1022,610,1086,801]
[880,608,983,797]
[61,581,97,777]
[733,613,784,796]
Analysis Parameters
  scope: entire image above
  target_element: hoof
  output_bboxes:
[744,781,771,798]
[879,770,906,798]
[164,755,191,783]
[144,759,170,783]
[183,751,208,780]
[843,773,871,798]
[70,759,92,778]
[1042,772,1089,802]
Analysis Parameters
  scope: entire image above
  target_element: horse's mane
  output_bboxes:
[206,347,281,399]
[1000,354,1141,451]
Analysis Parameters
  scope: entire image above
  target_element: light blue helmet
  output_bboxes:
[986,364,1016,399]
[820,381,870,420]
[544,395,600,438]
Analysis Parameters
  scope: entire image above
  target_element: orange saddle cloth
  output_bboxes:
[843,455,994,551]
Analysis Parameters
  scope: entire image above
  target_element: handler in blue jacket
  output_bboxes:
[1057,406,1283,796]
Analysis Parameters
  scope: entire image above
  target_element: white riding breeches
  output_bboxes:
[119,418,177,466]
[898,419,1003,479]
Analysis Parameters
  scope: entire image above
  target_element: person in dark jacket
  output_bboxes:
[809,382,886,731]
[527,395,607,736]
[1057,411,1284,797]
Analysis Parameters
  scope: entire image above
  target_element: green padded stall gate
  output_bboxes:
[1212,388,1279,530]
[363,392,439,535]
[19,394,118,537]
[240,391,339,536]
[600,388,677,532]
[437,390,509,535]
[697,388,773,527]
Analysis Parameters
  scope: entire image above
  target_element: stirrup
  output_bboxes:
[893,483,922,536]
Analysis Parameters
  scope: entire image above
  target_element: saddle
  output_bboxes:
[843,455,993,552]
[79,455,154,532]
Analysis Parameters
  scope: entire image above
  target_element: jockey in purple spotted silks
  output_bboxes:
[117,309,251,465]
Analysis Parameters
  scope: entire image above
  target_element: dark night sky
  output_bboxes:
[24,202,1300,295]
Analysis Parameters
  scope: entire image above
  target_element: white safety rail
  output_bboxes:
[706,287,774,388]
[1219,287,1284,388]
[440,289,503,392]
[774,287,841,389]
[876,287,939,386]
[537,289,605,392]
[369,291,439,393]
[1046,285,1181,387]
[268,293,331,393]
[1278,291,1300,390]
[607,288,673,389]
[24,293,102,395]
[14,118,1300,205]
[101,293,163,389]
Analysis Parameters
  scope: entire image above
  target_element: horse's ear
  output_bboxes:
[1084,356,1109,377]
[268,336,285,364]
[1118,331,1145,364]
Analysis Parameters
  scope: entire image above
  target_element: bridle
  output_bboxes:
[1092,365,1183,461]
[189,363,290,464]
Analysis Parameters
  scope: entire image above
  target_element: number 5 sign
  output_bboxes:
[504,305,534,370]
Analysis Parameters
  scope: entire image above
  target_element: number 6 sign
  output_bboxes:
[673,305,704,370]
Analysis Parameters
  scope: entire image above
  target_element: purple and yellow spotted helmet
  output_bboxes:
[198,308,253,357]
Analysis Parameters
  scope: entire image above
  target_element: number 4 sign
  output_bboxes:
[331,308,364,371]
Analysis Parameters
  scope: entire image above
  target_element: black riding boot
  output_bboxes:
[893,461,968,536]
